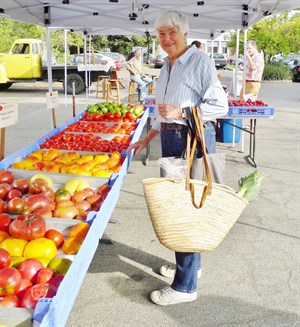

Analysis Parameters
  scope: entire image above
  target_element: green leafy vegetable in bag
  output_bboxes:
[237,170,268,202]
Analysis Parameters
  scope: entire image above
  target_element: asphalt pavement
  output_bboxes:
[0,70,299,327]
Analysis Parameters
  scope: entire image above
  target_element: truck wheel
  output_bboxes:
[65,74,85,94]
[0,83,13,90]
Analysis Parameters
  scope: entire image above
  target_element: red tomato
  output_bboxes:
[36,267,54,284]
[0,267,22,296]
[15,279,32,299]
[0,294,20,307]
[0,183,12,200]
[0,248,12,268]
[0,199,7,214]
[7,198,25,215]
[53,206,79,219]
[28,178,48,194]
[20,283,49,309]
[47,274,64,298]
[25,194,55,212]
[6,189,22,201]
[44,229,64,248]
[9,214,46,241]
[11,179,30,194]
[0,170,14,184]
[0,214,10,232]
[18,258,43,283]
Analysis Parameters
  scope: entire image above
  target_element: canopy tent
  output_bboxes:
[1,0,299,39]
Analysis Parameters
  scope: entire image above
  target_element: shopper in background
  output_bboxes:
[126,10,227,306]
[191,40,202,51]
[125,49,152,102]
[240,40,264,99]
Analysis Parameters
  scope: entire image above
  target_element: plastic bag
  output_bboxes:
[158,157,188,180]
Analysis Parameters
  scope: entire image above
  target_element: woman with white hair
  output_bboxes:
[127,10,227,306]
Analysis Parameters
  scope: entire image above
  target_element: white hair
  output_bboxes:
[155,10,189,36]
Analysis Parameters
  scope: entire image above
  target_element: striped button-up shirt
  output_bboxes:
[152,45,221,131]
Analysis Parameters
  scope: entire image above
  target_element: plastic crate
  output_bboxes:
[228,106,275,117]
[143,97,156,116]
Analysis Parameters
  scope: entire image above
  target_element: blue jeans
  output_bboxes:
[130,74,152,98]
[160,122,216,293]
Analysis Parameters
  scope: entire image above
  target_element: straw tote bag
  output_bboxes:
[142,106,248,252]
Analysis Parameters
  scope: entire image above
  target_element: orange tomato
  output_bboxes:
[0,231,10,243]
[68,222,90,241]
[62,237,82,255]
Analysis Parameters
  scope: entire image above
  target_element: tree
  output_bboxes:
[225,12,300,63]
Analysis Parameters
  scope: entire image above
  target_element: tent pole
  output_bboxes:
[234,29,240,99]
[83,33,88,105]
[64,29,68,107]
[242,29,248,99]
[46,26,56,129]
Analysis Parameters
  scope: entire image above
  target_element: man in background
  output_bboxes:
[126,49,152,102]
[240,40,264,99]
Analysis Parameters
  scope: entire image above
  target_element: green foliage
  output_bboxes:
[0,17,156,63]
[263,63,291,81]
[225,12,300,63]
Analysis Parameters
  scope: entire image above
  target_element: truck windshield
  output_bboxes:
[12,43,30,54]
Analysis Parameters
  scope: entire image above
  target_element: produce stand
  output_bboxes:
[0,103,149,326]
[219,105,275,167]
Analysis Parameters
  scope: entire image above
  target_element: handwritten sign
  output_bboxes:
[46,91,58,110]
[0,102,18,128]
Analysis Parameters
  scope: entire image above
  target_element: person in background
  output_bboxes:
[191,40,202,51]
[126,10,227,306]
[240,40,264,99]
[125,49,152,102]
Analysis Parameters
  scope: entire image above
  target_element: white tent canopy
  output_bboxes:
[1,0,299,38]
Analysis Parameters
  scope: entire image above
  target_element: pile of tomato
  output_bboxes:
[82,111,137,122]
[0,213,90,309]
[228,99,268,107]
[0,170,111,220]
[64,121,136,134]
[40,132,130,152]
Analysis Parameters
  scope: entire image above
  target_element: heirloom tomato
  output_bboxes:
[0,294,20,307]
[0,237,28,256]
[20,283,49,309]
[0,170,14,184]
[55,188,71,203]
[23,238,57,261]
[36,267,54,284]
[11,179,30,194]
[0,183,12,200]
[18,258,43,283]
[9,214,46,241]
[15,278,32,299]
[7,198,25,215]
[0,213,11,232]
[0,248,11,268]
[45,229,64,248]
[0,267,22,296]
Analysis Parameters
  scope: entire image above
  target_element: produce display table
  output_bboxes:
[0,104,149,326]
[219,105,275,167]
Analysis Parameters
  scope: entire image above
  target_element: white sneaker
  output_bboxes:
[159,264,202,279]
[150,287,197,306]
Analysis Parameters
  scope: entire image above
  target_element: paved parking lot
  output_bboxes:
[1,72,299,327]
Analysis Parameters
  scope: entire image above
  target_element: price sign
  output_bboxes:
[0,102,18,128]
[46,91,58,110]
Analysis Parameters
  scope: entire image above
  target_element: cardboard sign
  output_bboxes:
[46,91,58,110]
[0,102,18,128]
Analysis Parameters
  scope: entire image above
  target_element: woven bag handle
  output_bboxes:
[186,106,212,208]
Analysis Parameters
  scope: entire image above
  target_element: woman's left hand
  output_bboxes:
[158,104,181,119]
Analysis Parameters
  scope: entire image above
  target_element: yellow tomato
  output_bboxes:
[23,238,57,261]
[10,256,26,268]
[0,237,28,256]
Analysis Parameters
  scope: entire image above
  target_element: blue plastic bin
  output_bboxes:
[220,119,242,143]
